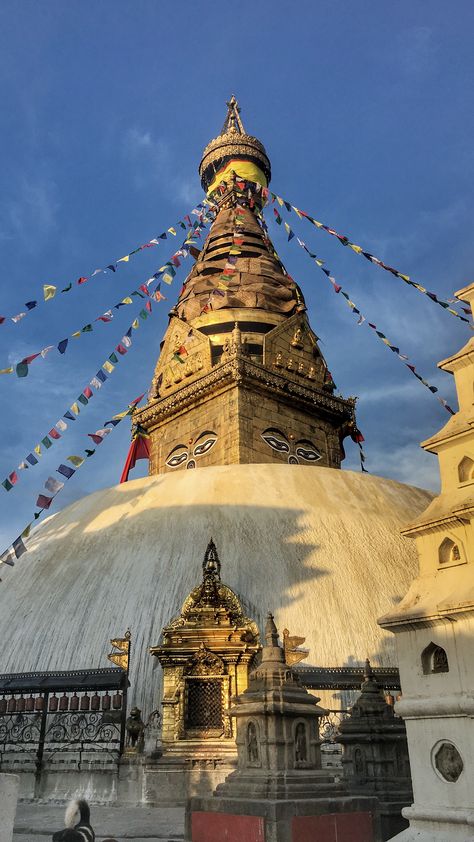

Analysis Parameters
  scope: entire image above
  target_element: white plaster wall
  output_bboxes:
[0,773,19,842]
[0,465,431,718]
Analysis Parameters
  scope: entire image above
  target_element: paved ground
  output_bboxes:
[13,803,185,841]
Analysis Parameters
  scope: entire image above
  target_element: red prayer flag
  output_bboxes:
[77,277,88,285]
[120,432,150,483]
[48,428,61,440]
[36,493,53,509]
[83,386,93,399]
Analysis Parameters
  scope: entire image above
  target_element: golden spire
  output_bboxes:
[221,95,245,134]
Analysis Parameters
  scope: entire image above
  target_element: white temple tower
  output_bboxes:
[380,281,474,841]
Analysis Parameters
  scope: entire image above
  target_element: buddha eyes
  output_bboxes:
[295,445,321,462]
[261,428,320,463]
[261,429,290,453]
[193,436,217,456]
[166,450,188,468]
[165,431,218,468]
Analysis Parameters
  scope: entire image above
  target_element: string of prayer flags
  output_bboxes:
[1,216,211,379]
[274,213,456,416]
[0,303,152,491]
[0,221,210,492]
[0,202,209,328]
[0,395,145,574]
[269,188,470,326]
[211,174,469,325]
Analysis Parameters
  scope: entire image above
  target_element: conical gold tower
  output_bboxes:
[135,99,356,473]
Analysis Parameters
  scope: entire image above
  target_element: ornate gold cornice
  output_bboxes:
[135,353,355,430]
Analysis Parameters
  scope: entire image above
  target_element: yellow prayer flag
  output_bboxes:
[132,319,139,329]
[399,274,411,282]
[34,445,41,456]
[292,206,303,219]
[117,255,130,263]
[277,196,284,206]
[168,227,177,236]
[71,331,81,338]
[162,273,173,284]
[313,220,323,229]
[121,297,133,305]
[21,524,31,539]
[68,455,84,467]
[70,403,80,415]
[112,410,128,420]
[103,360,115,373]
[43,284,57,301]
[349,244,363,254]
[382,338,391,346]
[0,367,13,374]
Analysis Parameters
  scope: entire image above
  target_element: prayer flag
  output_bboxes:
[26,453,38,466]
[77,276,88,285]
[45,476,64,494]
[49,428,61,440]
[64,411,76,422]
[103,361,114,373]
[83,386,93,399]
[57,464,75,479]
[58,339,68,354]
[70,403,80,415]
[16,362,28,378]
[43,284,57,301]
[41,437,52,449]
[13,536,27,558]
[56,419,68,432]
[68,455,85,467]
[90,377,102,389]
[36,494,53,510]
[78,394,89,406]
[96,369,107,382]
[2,479,13,491]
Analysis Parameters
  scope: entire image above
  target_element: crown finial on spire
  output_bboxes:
[222,95,245,135]
[203,537,221,579]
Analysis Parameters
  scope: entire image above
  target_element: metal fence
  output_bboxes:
[0,668,128,776]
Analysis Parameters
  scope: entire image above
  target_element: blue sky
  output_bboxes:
[0,0,473,552]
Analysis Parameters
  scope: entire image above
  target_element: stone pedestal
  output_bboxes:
[0,773,19,842]
[186,615,381,841]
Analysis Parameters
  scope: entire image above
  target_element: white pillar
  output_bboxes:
[0,773,19,842]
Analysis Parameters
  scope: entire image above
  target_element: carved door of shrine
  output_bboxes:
[185,677,224,734]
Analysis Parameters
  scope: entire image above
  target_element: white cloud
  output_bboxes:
[0,174,59,251]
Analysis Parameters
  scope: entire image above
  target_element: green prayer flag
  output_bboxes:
[78,394,89,406]
[109,352,118,364]
[41,436,52,449]
[16,362,28,378]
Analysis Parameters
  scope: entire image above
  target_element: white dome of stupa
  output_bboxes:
[0,464,431,716]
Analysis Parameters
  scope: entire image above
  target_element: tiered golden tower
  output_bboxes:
[135,98,356,473]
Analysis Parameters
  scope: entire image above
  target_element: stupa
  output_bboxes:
[0,101,432,795]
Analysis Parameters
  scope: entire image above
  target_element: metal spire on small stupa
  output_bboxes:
[221,94,245,135]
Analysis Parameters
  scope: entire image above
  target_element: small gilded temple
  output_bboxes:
[0,98,434,803]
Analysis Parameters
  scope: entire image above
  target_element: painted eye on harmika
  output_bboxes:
[295,442,321,462]
[193,431,218,457]
[261,428,290,453]
[166,447,188,468]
